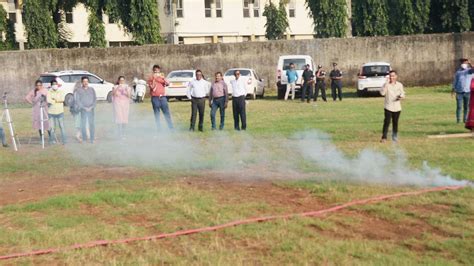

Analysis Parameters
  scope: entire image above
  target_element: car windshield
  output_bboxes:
[224,70,251,76]
[283,59,307,70]
[167,72,194,79]
[39,75,57,84]
[362,65,390,77]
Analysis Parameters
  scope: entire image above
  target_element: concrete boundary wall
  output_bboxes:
[0,32,473,102]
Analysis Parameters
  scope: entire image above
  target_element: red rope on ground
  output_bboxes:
[0,185,464,260]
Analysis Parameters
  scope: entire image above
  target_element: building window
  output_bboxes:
[242,36,251,42]
[216,0,223,18]
[243,0,250,18]
[289,0,296,17]
[176,0,184,18]
[178,36,184,44]
[8,13,16,23]
[205,0,211,17]
[217,36,223,43]
[108,16,115,24]
[253,0,260,17]
[204,36,213,43]
[65,12,73,23]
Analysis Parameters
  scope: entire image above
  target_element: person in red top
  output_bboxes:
[465,78,474,131]
[147,65,173,130]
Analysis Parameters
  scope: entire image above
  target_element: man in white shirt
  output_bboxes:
[380,70,405,143]
[187,70,210,131]
[230,70,247,130]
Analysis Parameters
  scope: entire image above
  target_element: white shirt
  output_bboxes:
[380,81,405,112]
[187,79,210,99]
[230,78,247,97]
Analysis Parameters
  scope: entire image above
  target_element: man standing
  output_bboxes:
[452,59,474,123]
[301,64,314,103]
[209,72,229,130]
[315,65,327,102]
[380,70,405,143]
[74,76,96,144]
[147,65,174,131]
[230,70,247,131]
[187,70,210,132]
[285,63,298,101]
[47,79,67,144]
[330,62,343,101]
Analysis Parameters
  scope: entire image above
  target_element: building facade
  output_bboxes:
[0,0,315,49]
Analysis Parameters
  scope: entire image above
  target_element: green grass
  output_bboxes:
[0,86,473,264]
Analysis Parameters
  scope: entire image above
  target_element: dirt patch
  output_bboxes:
[0,167,148,206]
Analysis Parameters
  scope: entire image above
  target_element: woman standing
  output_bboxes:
[25,80,52,144]
[465,78,474,132]
[113,76,131,139]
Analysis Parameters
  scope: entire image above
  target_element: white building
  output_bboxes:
[0,0,315,49]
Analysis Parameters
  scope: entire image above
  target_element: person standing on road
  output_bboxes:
[330,63,343,101]
[301,64,314,103]
[25,80,53,143]
[315,65,327,102]
[380,70,405,143]
[230,70,247,131]
[147,65,174,131]
[209,72,229,130]
[285,63,298,101]
[47,79,66,144]
[187,70,210,132]
[75,76,97,144]
[113,76,132,139]
[452,58,474,123]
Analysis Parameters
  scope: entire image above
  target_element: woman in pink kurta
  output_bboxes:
[465,79,474,131]
[113,76,131,138]
[25,80,52,142]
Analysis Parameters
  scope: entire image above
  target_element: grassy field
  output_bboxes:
[0,85,473,264]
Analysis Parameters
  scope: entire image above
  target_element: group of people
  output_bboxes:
[148,65,247,132]
[285,62,343,102]
[452,58,474,131]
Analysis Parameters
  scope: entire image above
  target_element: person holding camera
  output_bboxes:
[25,80,53,143]
[47,79,66,144]
[301,64,314,103]
[380,70,405,143]
[148,65,174,131]
[74,76,97,144]
[330,63,343,101]
[315,65,327,102]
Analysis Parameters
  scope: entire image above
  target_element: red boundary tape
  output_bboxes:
[0,185,464,260]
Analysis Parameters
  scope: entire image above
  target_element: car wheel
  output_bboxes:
[64,93,74,107]
[357,90,365,97]
[252,88,257,100]
[107,91,113,103]
[277,85,285,99]
[258,88,265,99]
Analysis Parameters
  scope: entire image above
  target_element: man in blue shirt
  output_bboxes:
[285,63,299,100]
[452,58,474,123]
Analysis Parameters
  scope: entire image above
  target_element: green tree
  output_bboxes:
[0,5,16,50]
[429,0,471,33]
[263,1,289,40]
[352,0,389,36]
[23,0,59,49]
[387,0,431,35]
[305,0,348,38]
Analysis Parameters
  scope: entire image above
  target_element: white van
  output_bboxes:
[357,62,391,97]
[276,55,315,99]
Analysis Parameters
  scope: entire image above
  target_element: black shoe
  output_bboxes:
[2,144,8,148]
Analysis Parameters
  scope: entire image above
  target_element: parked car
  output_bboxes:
[165,70,196,100]
[276,55,315,99]
[39,70,114,106]
[357,62,391,97]
[223,68,265,100]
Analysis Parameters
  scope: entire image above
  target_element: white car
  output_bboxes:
[39,70,114,106]
[165,70,196,100]
[276,55,315,99]
[223,68,265,100]
[357,62,391,97]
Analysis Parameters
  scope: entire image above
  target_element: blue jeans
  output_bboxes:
[49,113,66,143]
[456,92,470,122]
[210,97,226,130]
[151,96,173,130]
[0,126,6,146]
[80,109,95,142]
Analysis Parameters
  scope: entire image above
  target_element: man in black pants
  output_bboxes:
[301,64,314,103]
[315,65,327,102]
[187,70,210,132]
[330,62,343,101]
[380,70,405,143]
[230,70,247,130]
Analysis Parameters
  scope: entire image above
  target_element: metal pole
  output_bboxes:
[40,96,45,149]
[2,93,18,151]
